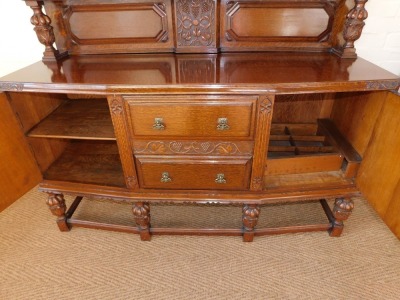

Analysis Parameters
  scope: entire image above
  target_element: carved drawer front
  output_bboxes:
[136,157,251,190]
[124,95,257,138]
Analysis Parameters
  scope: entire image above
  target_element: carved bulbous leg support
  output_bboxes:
[242,204,260,242]
[46,193,69,232]
[340,0,368,58]
[27,1,67,62]
[330,197,354,237]
[132,202,151,241]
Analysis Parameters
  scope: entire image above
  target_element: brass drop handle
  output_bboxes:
[217,118,230,130]
[161,172,172,183]
[153,118,165,130]
[215,173,227,184]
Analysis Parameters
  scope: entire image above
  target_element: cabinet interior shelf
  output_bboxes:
[27,99,116,140]
[43,140,125,187]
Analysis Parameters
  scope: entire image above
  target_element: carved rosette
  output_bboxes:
[342,0,368,51]
[260,97,273,114]
[251,177,263,190]
[46,193,67,217]
[132,202,151,230]
[126,176,139,189]
[176,0,215,47]
[110,97,123,115]
[242,204,260,231]
[28,2,59,61]
[333,198,354,221]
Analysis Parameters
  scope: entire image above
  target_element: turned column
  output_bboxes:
[340,0,368,58]
[46,193,69,232]
[242,204,260,242]
[330,197,354,237]
[26,0,66,61]
[132,202,151,241]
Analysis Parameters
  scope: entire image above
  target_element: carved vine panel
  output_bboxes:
[176,0,216,49]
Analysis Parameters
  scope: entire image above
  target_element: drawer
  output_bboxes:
[124,95,257,138]
[136,157,251,190]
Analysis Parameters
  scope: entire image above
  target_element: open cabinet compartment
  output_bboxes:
[264,93,362,190]
[8,92,125,188]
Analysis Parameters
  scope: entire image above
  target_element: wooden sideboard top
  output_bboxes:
[1,53,399,94]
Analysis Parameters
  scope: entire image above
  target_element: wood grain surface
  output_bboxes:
[0,92,41,212]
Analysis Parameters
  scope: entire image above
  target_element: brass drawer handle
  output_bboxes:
[153,118,165,130]
[217,118,230,130]
[161,172,172,183]
[215,173,227,184]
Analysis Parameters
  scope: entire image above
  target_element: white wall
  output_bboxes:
[0,0,399,78]
[356,0,400,76]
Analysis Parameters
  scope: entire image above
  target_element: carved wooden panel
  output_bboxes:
[132,140,253,156]
[50,0,174,54]
[221,0,336,51]
[175,0,218,53]
[65,4,168,43]
[250,95,275,191]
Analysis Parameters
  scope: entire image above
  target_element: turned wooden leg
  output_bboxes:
[242,204,260,242]
[132,202,151,241]
[46,193,69,232]
[330,197,354,237]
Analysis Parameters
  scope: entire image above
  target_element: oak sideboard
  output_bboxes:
[1,0,399,241]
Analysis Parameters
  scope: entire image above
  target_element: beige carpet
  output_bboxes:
[1,187,399,299]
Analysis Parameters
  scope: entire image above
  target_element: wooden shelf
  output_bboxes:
[28,99,115,140]
[44,140,125,187]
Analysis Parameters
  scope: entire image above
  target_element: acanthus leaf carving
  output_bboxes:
[28,2,60,61]
[342,0,368,51]
[134,141,253,155]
